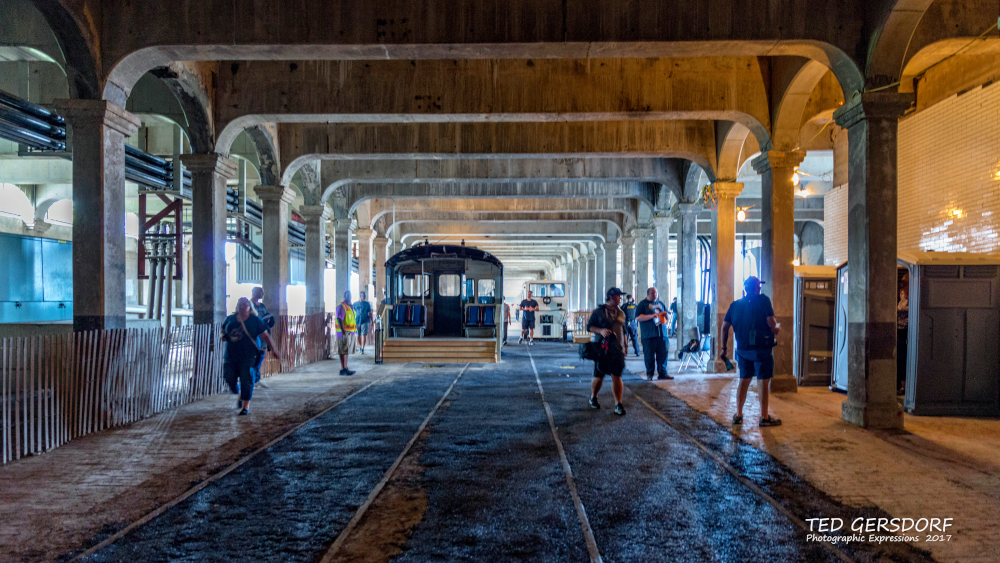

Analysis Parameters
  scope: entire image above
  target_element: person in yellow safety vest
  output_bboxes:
[336,290,358,376]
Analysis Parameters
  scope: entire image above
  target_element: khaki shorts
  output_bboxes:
[337,333,358,355]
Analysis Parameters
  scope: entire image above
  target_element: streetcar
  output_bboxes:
[519,280,569,340]
[385,243,504,339]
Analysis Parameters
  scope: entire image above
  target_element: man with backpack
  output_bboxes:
[720,276,782,427]
[587,287,629,415]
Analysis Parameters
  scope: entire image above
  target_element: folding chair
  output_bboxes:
[678,333,712,372]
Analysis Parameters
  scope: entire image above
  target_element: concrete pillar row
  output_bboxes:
[604,241,619,295]
[652,216,673,300]
[752,150,806,393]
[373,235,388,304]
[254,185,296,317]
[676,203,701,352]
[594,244,606,306]
[833,91,914,429]
[298,205,332,315]
[56,99,140,331]
[709,182,744,373]
[183,153,238,325]
[620,234,635,299]
[570,258,581,310]
[332,218,354,306]
[635,228,651,298]
[584,254,601,310]
[355,227,375,302]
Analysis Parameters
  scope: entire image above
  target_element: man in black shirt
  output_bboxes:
[622,294,640,357]
[519,291,539,345]
[635,287,673,380]
[587,287,628,415]
[720,276,782,427]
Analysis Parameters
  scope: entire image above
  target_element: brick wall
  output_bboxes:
[823,183,848,266]
[898,81,1000,254]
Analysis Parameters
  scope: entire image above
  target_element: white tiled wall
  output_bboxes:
[898,81,1000,254]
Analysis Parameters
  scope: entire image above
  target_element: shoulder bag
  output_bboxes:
[238,316,266,366]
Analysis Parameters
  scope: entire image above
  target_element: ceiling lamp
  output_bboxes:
[736,208,747,222]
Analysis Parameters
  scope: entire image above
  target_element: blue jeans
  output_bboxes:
[224,360,255,401]
[625,322,640,354]
[642,337,669,377]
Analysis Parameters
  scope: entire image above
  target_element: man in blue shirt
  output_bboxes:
[720,276,782,427]
[635,287,673,380]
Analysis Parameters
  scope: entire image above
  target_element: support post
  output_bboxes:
[254,185,296,317]
[586,253,598,309]
[604,240,619,294]
[752,150,806,392]
[56,100,140,331]
[183,153,237,324]
[355,227,375,301]
[676,203,701,353]
[621,233,635,298]
[332,218,353,304]
[709,182,744,372]
[299,205,332,315]
[652,216,673,300]
[636,227,651,298]
[595,244,606,305]
[374,234,388,304]
[834,91,913,429]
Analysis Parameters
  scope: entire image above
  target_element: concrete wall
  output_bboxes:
[898,80,1000,254]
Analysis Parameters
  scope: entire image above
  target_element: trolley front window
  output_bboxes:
[478,279,496,303]
[438,274,461,297]
[529,283,565,297]
[400,273,430,298]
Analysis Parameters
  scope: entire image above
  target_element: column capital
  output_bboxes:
[713,181,745,200]
[652,214,674,229]
[181,153,237,179]
[620,235,636,246]
[834,91,914,130]
[634,226,654,238]
[604,240,620,250]
[56,99,140,136]
[254,184,296,204]
[354,226,375,240]
[373,235,389,245]
[751,150,806,174]
[332,218,353,231]
[586,252,597,262]
[298,204,332,223]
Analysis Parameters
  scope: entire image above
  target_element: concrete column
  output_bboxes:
[604,241,619,294]
[355,227,374,301]
[652,216,673,299]
[709,182,744,372]
[621,234,635,298]
[833,92,913,429]
[182,153,237,324]
[298,205,332,315]
[254,185,296,317]
[569,258,582,311]
[636,228,651,298]
[332,218,353,304]
[374,235,388,304]
[587,252,598,308]
[56,100,140,331]
[594,244,606,305]
[676,203,701,352]
[752,150,806,392]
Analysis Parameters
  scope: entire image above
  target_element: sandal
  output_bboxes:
[759,416,782,427]
[732,414,743,425]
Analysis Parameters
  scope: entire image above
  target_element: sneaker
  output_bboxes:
[360,348,365,354]
[732,414,743,425]
[518,337,523,344]
[759,416,782,427]
[340,368,356,376]
[656,374,675,380]
[645,374,654,381]
[239,408,250,416]
[237,397,243,408]
[529,340,534,346]
[589,397,600,409]
[614,403,626,416]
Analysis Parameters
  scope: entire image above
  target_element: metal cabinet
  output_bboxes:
[831,263,849,391]
[793,266,836,386]
[0,233,73,323]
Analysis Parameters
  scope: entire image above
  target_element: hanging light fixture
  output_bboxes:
[792,168,800,186]
[736,208,747,222]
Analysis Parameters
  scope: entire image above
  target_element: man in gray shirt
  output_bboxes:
[635,287,673,381]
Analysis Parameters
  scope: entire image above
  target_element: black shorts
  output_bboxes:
[594,351,626,378]
[521,319,535,330]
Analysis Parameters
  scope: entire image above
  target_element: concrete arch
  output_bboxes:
[28,0,100,99]
[716,122,759,181]
[241,124,281,186]
[772,60,837,151]
[368,199,637,231]
[147,62,215,153]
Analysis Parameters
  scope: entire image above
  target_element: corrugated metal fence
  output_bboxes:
[0,314,332,465]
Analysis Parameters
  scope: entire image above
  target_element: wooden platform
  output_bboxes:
[381,337,498,363]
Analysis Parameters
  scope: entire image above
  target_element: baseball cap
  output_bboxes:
[743,276,765,289]
[606,287,625,298]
